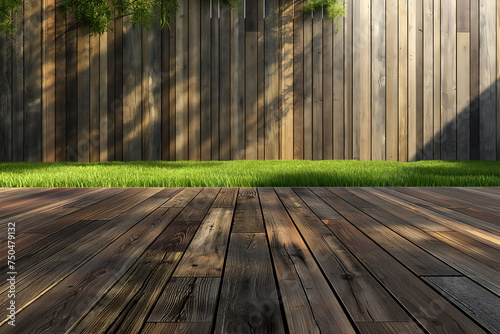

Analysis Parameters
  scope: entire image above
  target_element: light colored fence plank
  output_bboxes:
[441,0,457,160]
[303,10,313,160]
[175,0,188,161]
[372,0,386,161]
[211,3,220,160]
[386,0,398,161]
[322,15,333,160]
[189,0,201,161]
[257,0,265,160]
[55,0,66,162]
[498,0,500,160]
[344,0,353,159]
[408,0,417,161]
[281,0,294,160]
[123,17,142,161]
[333,8,344,160]
[433,0,441,160]
[114,16,123,161]
[470,0,480,160]
[312,10,323,160]
[457,33,471,160]
[264,0,280,160]
[232,1,245,160]
[423,0,434,160]
[246,0,258,160]
[99,30,108,162]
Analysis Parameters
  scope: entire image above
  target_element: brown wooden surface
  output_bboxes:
[1,187,498,333]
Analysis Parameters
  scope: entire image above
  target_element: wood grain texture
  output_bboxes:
[257,0,265,160]
[408,0,417,161]
[42,0,56,162]
[215,233,285,333]
[457,33,471,160]
[246,0,258,160]
[344,1,353,159]
[303,10,313,160]
[161,25,171,160]
[211,3,220,160]
[441,0,457,160]
[77,27,90,163]
[89,34,100,163]
[385,0,398,161]
[434,0,441,160]
[141,323,212,334]
[0,20,12,161]
[312,10,323,161]
[398,0,408,161]
[231,1,245,161]
[322,15,333,160]
[232,187,265,233]
[175,0,189,161]
[99,30,108,162]
[333,10,344,160]
[423,0,434,160]
[219,4,231,160]
[200,0,211,161]
[189,0,201,161]
[281,0,294,160]
[264,0,280,160]
[293,0,304,160]
[12,2,24,162]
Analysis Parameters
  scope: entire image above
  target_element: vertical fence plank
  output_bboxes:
[169,21,176,161]
[200,0,211,161]
[161,25,170,161]
[142,26,161,161]
[211,3,220,160]
[246,0,259,160]
[232,0,245,160]
[293,0,304,160]
[408,0,417,161]
[189,0,201,161]
[416,0,423,161]
[176,0,189,161]
[312,10,322,160]
[497,0,500,160]
[42,0,56,162]
[66,10,77,161]
[470,0,479,160]
[303,10,313,160]
[398,0,408,162]
[434,0,441,160]
[114,16,123,161]
[55,1,66,162]
[122,17,142,161]
[220,4,231,160]
[12,3,24,162]
[386,0,398,161]
[322,14,333,160]
[257,0,265,160]
[353,0,371,160]
[423,0,434,160]
[265,0,280,160]
[344,0,353,159]
[77,27,90,163]
[25,0,43,162]
[100,30,108,162]
[457,33,470,160]
[333,9,344,160]
[441,0,457,160]
[89,34,100,162]
[281,0,294,160]
[0,20,12,161]
[106,2,115,161]
[479,0,497,160]
[372,0,386,161]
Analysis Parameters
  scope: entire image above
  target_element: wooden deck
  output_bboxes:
[0,187,499,333]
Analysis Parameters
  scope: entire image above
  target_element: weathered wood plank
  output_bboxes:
[219,4,231,160]
[141,323,211,334]
[175,0,188,161]
[24,0,43,162]
[333,9,344,160]
[293,0,304,160]
[303,10,313,160]
[415,0,423,161]
[232,0,245,161]
[12,2,24,162]
[398,0,408,161]
[322,15,333,160]
[356,322,424,334]
[215,233,285,333]
[246,0,258,160]
[441,0,457,160]
[123,17,142,161]
[281,0,294,160]
[457,0,470,32]
[344,1,353,159]
[173,207,233,277]
[424,276,500,333]
[385,0,398,161]
[259,188,355,333]
[433,0,441,160]
[42,0,56,162]
[0,17,12,161]
[479,0,497,160]
[148,277,221,322]
[99,29,108,162]
[457,32,471,161]
[408,0,417,161]
[470,0,480,160]
[372,0,386,161]
[423,0,434,160]
[161,25,170,160]
[114,16,124,161]
[189,0,201,161]
[312,9,323,161]
[232,187,264,233]
[257,0,265,160]
[264,0,280,160]
[89,34,100,162]
[106,1,115,161]
[211,187,238,208]
[200,0,211,161]
[211,3,220,160]
[77,26,90,163]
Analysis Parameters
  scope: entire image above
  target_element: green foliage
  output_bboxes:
[304,0,346,22]
[0,0,21,34]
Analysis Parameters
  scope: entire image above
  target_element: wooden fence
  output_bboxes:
[0,0,499,162]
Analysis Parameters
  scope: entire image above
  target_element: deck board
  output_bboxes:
[0,187,498,333]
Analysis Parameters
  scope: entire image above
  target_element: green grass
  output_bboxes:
[1,160,500,187]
